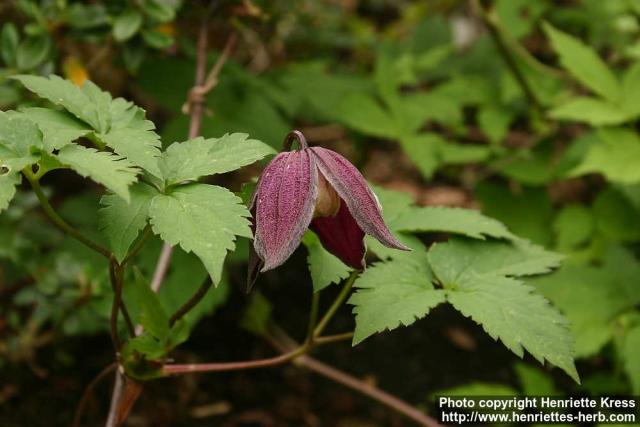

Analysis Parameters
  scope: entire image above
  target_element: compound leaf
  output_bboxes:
[14,74,103,130]
[55,144,139,201]
[350,250,446,344]
[148,183,252,284]
[160,133,274,185]
[428,238,578,383]
[21,107,91,151]
[393,206,515,240]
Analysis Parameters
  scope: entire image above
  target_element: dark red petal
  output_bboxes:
[310,147,409,251]
[253,150,318,271]
[310,200,365,270]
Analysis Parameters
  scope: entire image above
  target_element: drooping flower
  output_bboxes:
[248,130,409,287]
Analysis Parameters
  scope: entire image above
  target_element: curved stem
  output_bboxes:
[268,326,440,427]
[283,130,309,151]
[22,168,111,259]
[72,363,116,427]
[313,272,358,338]
[169,277,212,327]
[162,344,311,375]
[305,291,320,343]
[299,355,439,427]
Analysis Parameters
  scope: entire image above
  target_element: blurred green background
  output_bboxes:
[1,0,640,425]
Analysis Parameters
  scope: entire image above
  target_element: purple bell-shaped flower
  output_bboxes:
[248,130,409,287]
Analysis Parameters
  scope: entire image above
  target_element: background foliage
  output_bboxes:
[1,0,640,425]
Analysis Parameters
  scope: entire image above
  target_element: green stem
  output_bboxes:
[313,272,358,339]
[305,291,320,344]
[169,277,212,327]
[22,168,111,259]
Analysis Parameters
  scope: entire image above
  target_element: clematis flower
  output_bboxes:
[248,130,409,287]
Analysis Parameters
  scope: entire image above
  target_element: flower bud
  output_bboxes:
[313,173,340,218]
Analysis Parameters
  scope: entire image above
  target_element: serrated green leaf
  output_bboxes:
[426,237,577,382]
[444,275,578,383]
[81,81,112,132]
[55,144,139,201]
[549,97,629,126]
[350,251,446,344]
[160,133,275,184]
[0,172,20,213]
[0,110,42,170]
[392,206,515,240]
[97,127,162,177]
[571,127,640,184]
[427,238,563,280]
[113,9,143,42]
[21,108,91,151]
[13,75,103,130]
[623,325,640,394]
[99,182,157,262]
[15,76,162,175]
[543,23,620,102]
[132,269,170,340]
[148,183,252,284]
[303,231,351,292]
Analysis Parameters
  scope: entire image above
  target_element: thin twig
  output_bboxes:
[105,372,124,427]
[162,330,352,376]
[22,168,111,259]
[72,363,116,427]
[163,344,310,375]
[169,277,213,326]
[268,327,440,427]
